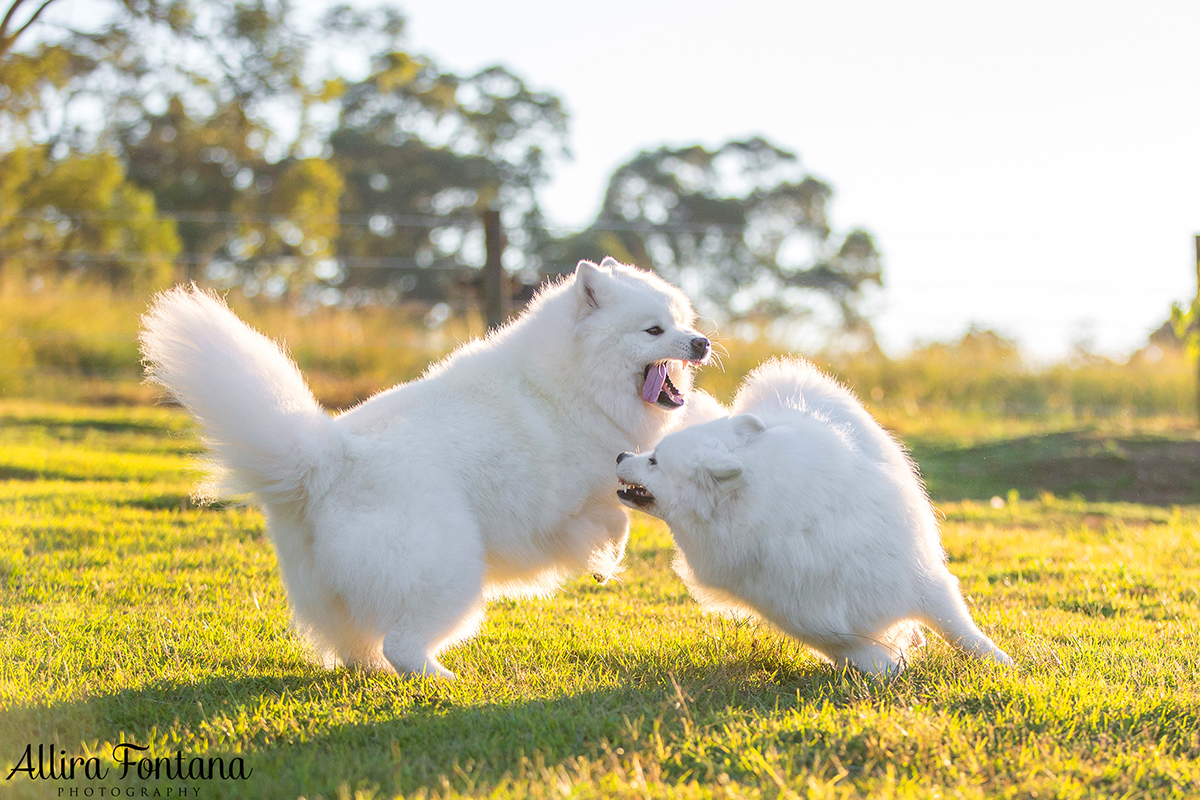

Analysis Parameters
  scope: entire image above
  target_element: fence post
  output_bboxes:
[482,207,508,332]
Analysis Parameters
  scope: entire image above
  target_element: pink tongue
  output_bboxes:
[642,362,667,403]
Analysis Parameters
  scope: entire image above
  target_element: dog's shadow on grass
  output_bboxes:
[0,644,977,798]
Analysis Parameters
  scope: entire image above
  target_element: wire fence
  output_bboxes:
[4,208,755,235]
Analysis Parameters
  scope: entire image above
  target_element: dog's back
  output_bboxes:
[717,357,1013,674]
[732,357,910,474]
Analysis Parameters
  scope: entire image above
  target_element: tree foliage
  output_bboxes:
[0,144,180,288]
[115,96,269,273]
[330,49,567,298]
[227,156,345,300]
[554,137,881,334]
[0,0,882,338]
[1170,298,1200,360]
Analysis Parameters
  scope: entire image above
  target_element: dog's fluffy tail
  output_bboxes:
[140,285,343,506]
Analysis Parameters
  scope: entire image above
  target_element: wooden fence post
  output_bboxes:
[482,207,507,332]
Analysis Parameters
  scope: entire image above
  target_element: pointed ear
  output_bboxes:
[730,414,766,442]
[598,256,622,269]
[706,453,743,484]
[574,260,612,310]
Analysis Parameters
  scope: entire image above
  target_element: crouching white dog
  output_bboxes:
[140,258,710,679]
[616,358,1013,677]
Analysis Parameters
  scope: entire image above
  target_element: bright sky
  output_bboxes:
[395,0,1200,359]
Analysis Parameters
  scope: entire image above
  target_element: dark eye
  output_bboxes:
[648,455,657,466]
[645,326,664,336]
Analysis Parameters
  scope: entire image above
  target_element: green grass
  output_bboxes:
[1,401,1199,798]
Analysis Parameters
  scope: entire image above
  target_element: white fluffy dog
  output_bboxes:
[616,358,1013,677]
[140,258,710,678]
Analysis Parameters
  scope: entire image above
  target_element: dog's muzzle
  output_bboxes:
[617,478,656,508]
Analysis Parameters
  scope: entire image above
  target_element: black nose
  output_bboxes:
[690,337,710,360]
[617,452,633,464]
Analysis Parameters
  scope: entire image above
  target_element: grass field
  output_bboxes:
[1,398,1197,799]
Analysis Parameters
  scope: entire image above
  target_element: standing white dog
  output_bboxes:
[616,358,1013,677]
[140,258,710,678]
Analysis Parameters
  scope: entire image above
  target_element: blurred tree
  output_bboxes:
[1170,252,1200,360]
[1168,235,1200,423]
[227,156,345,301]
[2,0,888,347]
[0,145,181,288]
[1,0,306,144]
[552,137,881,339]
[115,96,270,280]
[0,0,59,59]
[2,0,570,301]
[1,0,306,284]
[0,0,91,143]
[911,325,1023,365]
[329,33,568,301]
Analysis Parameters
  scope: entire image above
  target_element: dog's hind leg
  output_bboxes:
[916,572,1014,666]
[383,631,458,679]
[381,564,486,681]
[382,593,484,679]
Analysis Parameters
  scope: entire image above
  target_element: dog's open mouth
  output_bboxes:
[641,361,685,409]
[617,478,656,508]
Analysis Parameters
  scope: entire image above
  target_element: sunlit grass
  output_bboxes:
[1,401,1198,798]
